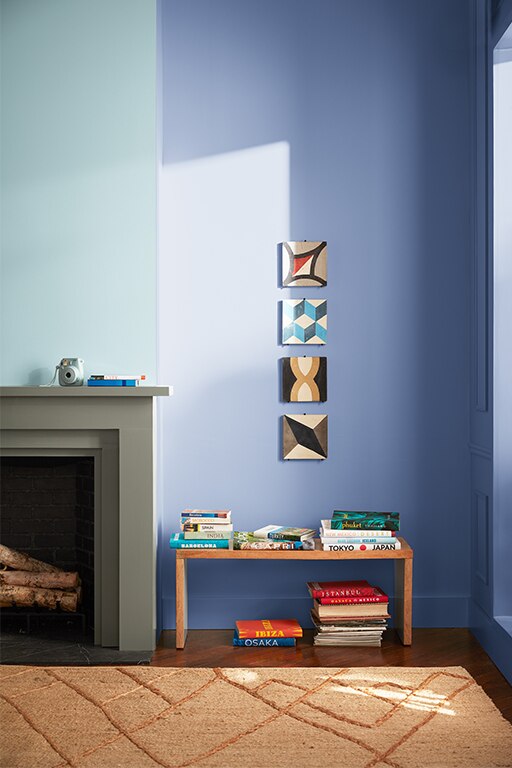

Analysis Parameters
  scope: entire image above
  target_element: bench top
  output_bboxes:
[175,536,412,560]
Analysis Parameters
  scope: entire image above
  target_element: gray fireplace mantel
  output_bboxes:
[0,385,172,651]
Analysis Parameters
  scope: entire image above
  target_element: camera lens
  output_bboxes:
[65,371,72,379]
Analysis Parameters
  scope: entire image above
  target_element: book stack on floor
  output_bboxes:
[233,619,302,647]
[87,374,146,387]
[308,580,390,646]
[233,526,316,550]
[169,509,233,549]
[320,510,401,551]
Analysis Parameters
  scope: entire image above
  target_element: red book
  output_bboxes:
[307,580,376,599]
[235,619,303,639]
[316,586,388,605]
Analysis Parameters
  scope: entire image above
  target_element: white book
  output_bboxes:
[181,523,234,532]
[323,541,401,552]
[320,536,399,545]
[181,517,232,525]
[90,374,146,380]
[252,525,283,538]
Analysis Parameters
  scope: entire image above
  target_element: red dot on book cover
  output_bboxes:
[360,544,367,550]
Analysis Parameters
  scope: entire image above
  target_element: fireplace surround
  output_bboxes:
[0,386,171,651]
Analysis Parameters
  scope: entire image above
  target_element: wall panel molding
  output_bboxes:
[471,0,492,416]
[474,490,490,585]
[468,442,492,459]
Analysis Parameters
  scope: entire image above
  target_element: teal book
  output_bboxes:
[169,534,230,549]
[232,636,296,647]
[331,511,400,531]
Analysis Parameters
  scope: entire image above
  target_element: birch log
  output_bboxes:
[0,545,64,574]
[0,570,79,590]
[0,585,79,612]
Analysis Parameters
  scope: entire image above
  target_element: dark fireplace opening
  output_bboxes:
[0,456,94,637]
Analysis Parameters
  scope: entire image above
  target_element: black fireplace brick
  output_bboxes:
[76,520,94,537]
[43,505,76,519]
[10,518,55,534]
[2,533,31,549]
[0,476,35,491]
[56,548,77,563]
[80,567,94,583]
[33,533,75,548]
[2,490,56,507]
[51,490,76,506]
[77,476,94,492]
[57,518,76,534]
[76,490,94,507]
[10,505,72,520]
[32,476,77,491]
[4,463,54,478]
[53,462,81,477]
[23,547,52,562]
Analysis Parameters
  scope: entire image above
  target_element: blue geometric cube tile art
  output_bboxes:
[282,299,327,344]
[281,241,327,287]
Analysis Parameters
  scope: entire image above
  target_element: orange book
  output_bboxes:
[235,619,303,639]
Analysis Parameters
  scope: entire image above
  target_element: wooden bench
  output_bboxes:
[175,537,413,649]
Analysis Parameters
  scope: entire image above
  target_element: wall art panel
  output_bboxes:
[282,299,327,344]
[282,357,327,402]
[282,414,328,459]
[281,241,327,286]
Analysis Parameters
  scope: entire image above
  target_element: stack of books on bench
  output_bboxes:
[169,509,233,548]
[233,526,316,550]
[233,619,302,647]
[320,510,401,551]
[308,580,390,646]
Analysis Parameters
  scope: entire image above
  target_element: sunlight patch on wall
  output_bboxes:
[158,141,290,389]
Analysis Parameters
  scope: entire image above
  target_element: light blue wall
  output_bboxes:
[0,0,157,384]
[158,0,473,629]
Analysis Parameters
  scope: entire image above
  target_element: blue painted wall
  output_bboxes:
[0,0,157,385]
[158,0,473,629]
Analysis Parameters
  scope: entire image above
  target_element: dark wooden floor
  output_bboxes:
[153,628,512,724]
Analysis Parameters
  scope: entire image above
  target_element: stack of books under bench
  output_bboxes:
[308,580,390,646]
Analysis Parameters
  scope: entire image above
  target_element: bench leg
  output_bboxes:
[176,558,188,649]
[394,558,413,645]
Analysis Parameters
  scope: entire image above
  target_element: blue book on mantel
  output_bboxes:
[87,379,138,387]
[169,534,230,549]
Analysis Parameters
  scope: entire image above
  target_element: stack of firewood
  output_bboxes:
[0,544,81,612]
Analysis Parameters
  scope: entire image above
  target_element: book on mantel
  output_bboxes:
[87,378,140,387]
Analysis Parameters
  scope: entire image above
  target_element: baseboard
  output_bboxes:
[470,600,512,684]
[161,595,469,630]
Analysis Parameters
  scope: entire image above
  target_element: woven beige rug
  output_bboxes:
[1,666,511,768]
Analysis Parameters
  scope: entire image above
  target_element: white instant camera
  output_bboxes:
[58,358,85,386]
